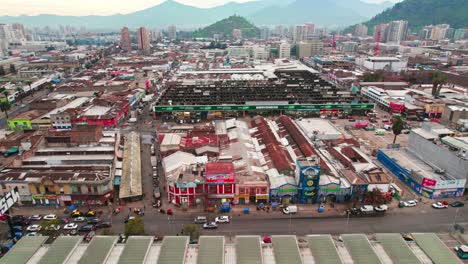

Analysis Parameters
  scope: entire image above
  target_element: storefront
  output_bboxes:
[269,184,299,204]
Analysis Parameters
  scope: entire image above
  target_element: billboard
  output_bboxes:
[0,187,20,215]
[206,173,235,183]
[421,177,437,187]
[154,103,375,112]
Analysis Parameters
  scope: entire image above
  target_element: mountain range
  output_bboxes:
[0,0,394,30]
[348,0,468,34]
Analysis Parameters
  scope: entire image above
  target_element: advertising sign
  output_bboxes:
[154,103,375,112]
[206,173,235,183]
[0,187,20,215]
[421,177,437,187]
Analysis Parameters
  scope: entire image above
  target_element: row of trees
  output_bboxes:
[0,64,17,76]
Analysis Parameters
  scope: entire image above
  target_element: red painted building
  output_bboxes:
[204,162,236,206]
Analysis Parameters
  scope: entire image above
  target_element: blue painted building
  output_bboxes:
[295,158,321,204]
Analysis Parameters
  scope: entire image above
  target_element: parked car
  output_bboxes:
[43,214,57,220]
[95,222,112,229]
[71,210,83,218]
[360,205,374,212]
[44,224,61,231]
[194,216,207,224]
[402,129,410,134]
[12,215,30,226]
[26,232,41,237]
[454,245,468,259]
[215,216,230,223]
[124,216,135,223]
[26,225,42,232]
[78,225,95,232]
[432,202,448,209]
[450,201,465,208]
[202,222,218,229]
[85,231,95,242]
[403,200,418,207]
[375,205,388,212]
[87,218,100,225]
[69,229,78,236]
[63,223,78,230]
[74,217,86,222]
[85,210,96,217]
[29,215,42,221]
[282,205,298,215]
[12,226,23,232]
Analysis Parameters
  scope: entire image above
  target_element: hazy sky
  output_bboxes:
[1,0,400,16]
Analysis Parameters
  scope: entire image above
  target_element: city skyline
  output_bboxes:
[1,0,401,16]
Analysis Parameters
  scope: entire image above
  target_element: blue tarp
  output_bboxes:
[68,205,77,210]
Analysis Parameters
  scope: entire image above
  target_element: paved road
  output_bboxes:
[106,204,468,236]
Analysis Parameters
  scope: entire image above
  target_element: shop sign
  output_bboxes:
[276,188,298,193]
[421,178,437,187]
[0,187,20,214]
[321,187,341,192]
[154,104,375,112]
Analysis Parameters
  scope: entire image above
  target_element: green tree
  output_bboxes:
[0,100,10,118]
[0,66,5,76]
[9,64,16,74]
[364,189,386,206]
[3,90,9,99]
[430,71,448,97]
[25,80,33,95]
[15,87,24,102]
[363,71,385,82]
[39,219,61,237]
[124,216,145,236]
[180,224,200,241]
[392,116,405,144]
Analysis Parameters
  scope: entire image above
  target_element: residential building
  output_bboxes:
[293,25,307,42]
[120,27,131,52]
[454,28,467,40]
[232,29,242,40]
[358,56,407,72]
[252,46,269,60]
[304,23,315,37]
[441,105,468,127]
[297,40,323,59]
[167,25,177,40]
[278,42,291,59]
[227,46,251,58]
[137,27,150,53]
[386,20,408,43]
[354,24,368,37]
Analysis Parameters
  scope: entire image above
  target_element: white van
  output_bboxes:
[282,205,298,215]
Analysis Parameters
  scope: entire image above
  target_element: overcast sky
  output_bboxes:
[1,0,400,16]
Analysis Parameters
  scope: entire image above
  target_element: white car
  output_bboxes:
[375,205,388,212]
[26,232,41,237]
[360,205,374,212]
[26,224,42,232]
[63,223,78,230]
[403,200,418,207]
[215,216,230,223]
[74,216,86,222]
[44,224,61,231]
[432,202,448,209]
[43,214,57,220]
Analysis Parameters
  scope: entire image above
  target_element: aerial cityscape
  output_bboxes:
[0,0,467,263]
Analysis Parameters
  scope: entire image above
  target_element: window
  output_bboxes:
[261,188,267,194]
[77,186,82,193]
[239,188,245,194]
[94,186,98,194]
[225,185,232,193]
[87,186,92,193]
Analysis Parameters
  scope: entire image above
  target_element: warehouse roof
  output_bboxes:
[307,235,341,264]
[37,236,82,264]
[0,236,47,264]
[157,236,189,264]
[78,236,117,264]
[197,236,224,264]
[117,236,152,264]
[342,234,382,264]
[412,233,461,264]
[236,236,262,264]
[376,233,420,264]
[272,236,302,264]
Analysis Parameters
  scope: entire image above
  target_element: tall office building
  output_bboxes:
[386,20,408,43]
[275,25,285,37]
[120,27,131,52]
[304,23,315,37]
[168,25,177,40]
[278,42,291,59]
[354,24,368,37]
[260,27,270,40]
[137,27,150,53]
[293,25,307,42]
[374,23,389,43]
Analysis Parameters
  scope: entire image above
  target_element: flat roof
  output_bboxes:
[297,118,342,140]
[24,155,114,162]
[342,234,382,264]
[197,236,224,264]
[119,132,142,199]
[78,236,117,264]
[307,235,341,264]
[236,236,262,264]
[0,236,47,264]
[271,236,302,264]
[412,233,461,264]
[376,233,420,264]
[36,146,114,153]
[157,236,189,264]
[38,236,82,264]
[117,236,152,264]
